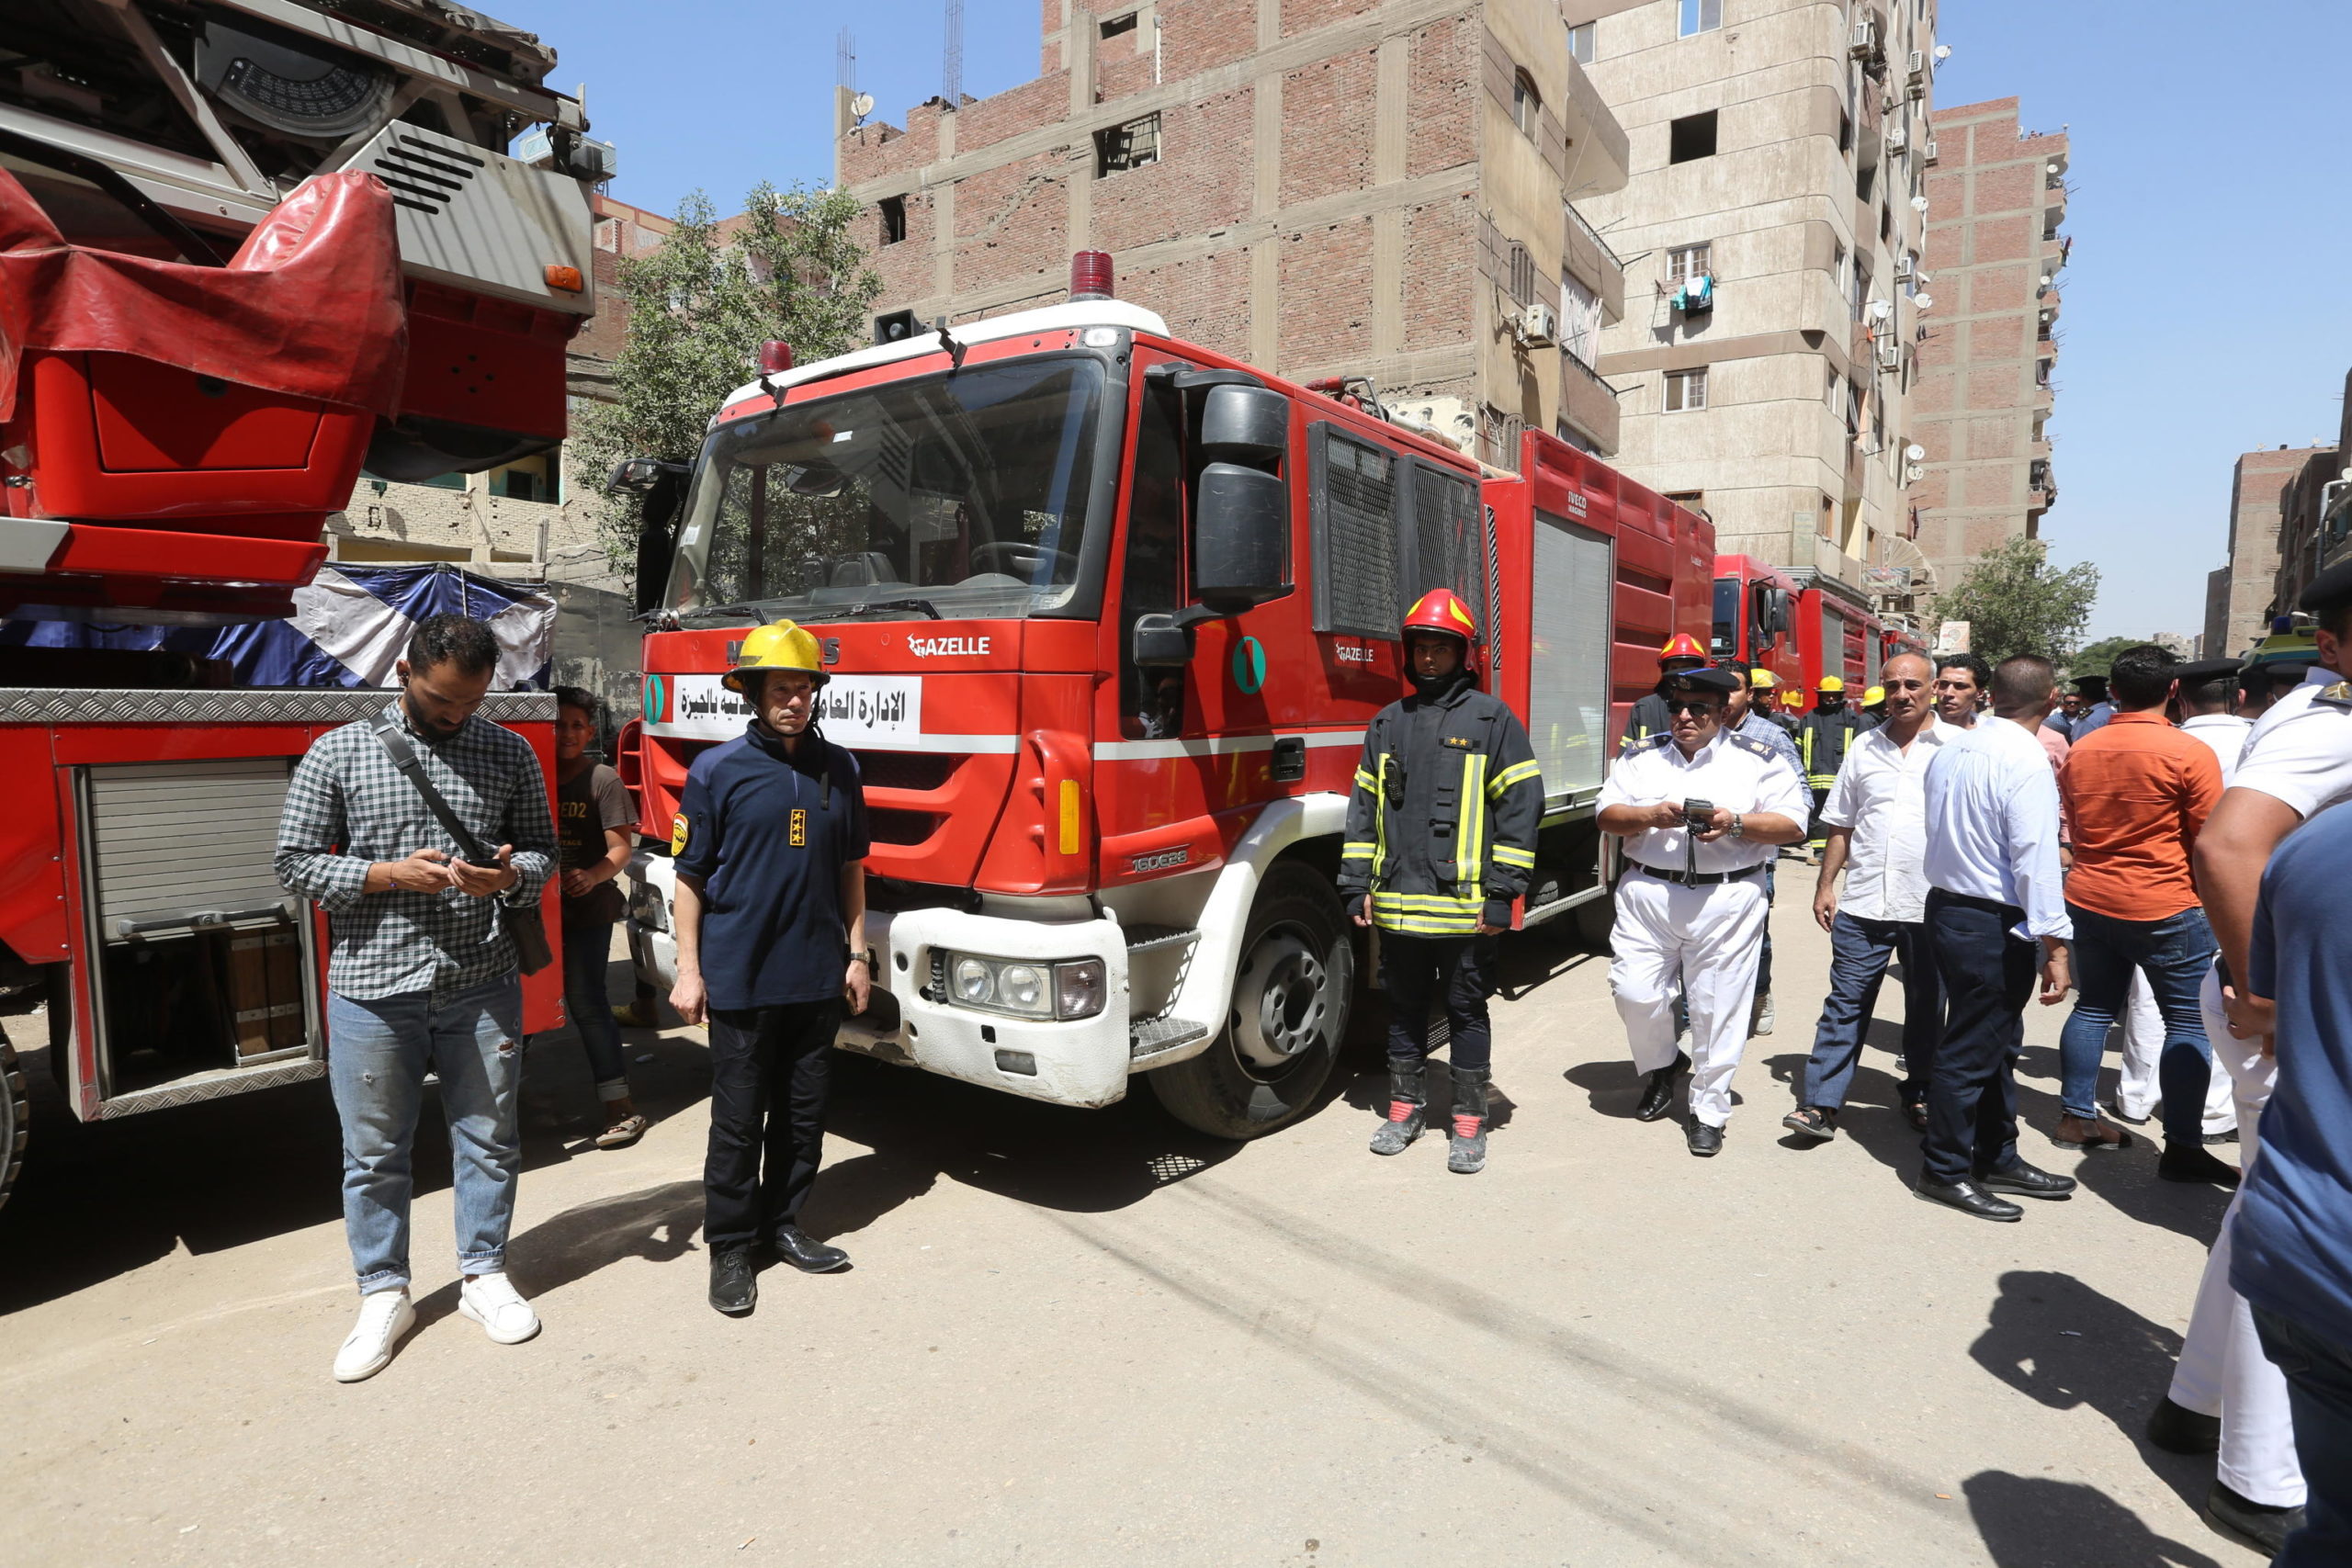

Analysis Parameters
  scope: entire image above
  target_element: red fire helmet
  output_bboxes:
[1403,588,1479,647]
[1658,633,1708,665]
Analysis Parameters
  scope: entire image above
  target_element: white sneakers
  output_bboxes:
[333,1289,417,1382]
[458,1271,542,1345]
[333,1272,540,1382]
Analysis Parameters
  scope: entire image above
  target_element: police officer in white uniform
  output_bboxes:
[1600,666,1810,1155]
[2145,565,2352,1549]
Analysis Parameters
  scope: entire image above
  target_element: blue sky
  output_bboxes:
[508,0,2352,643]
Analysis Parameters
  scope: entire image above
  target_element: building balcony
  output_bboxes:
[1558,350,1623,457]
[1558,53,1631,199]
[1563,202,1627,324]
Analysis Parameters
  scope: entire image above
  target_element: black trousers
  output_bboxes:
[704,999,842,1247]
[1921,889,2036,1184]
[1382,932,1498,1073]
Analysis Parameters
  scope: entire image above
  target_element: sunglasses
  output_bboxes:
[1666,698,1722,716]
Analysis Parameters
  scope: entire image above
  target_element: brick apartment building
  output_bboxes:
[1910,96,2068,600]
[835,0,1632,460]
[1572,0,1939,611]
[2202,443,2333,660]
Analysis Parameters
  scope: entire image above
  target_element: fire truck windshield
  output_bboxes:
[665,355,1110,624]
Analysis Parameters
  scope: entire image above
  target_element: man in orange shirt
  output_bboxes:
[2054,644,2234,1183]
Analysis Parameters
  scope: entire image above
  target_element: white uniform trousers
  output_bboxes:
[1610,869,1767,1129]
[2165,963,2302,1507]
[2116,970,2237,1134]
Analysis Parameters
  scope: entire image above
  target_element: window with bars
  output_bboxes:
[1664,367,1708,412]
[1507,241,1536,307]
[1095,114,1160,176]
[1666,243,1712,284]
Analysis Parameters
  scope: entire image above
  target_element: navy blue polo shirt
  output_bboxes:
[2234,801,2352,1350]
[672,723,869,1011]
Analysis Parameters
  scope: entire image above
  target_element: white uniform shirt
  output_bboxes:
[2179,712,2252,787]
[1819,716,1951,923]
[2232,667,2352,818]
[1600,728,1810,875]
[1921,715,2072,941]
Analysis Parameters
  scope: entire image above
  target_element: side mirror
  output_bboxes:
[606,457,673,495]
[1130,613,1193,669]
[1193,464,1288,613]
[1198,384,1289,463]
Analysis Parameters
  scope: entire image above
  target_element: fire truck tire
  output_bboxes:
[1148,863,1353,1141]
[1574,888,1616,951]
[0,1039,25,1214]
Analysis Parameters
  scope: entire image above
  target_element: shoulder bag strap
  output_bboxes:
[371,709,495,865]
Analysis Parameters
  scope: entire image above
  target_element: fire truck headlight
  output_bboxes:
[999,964,1046,1011]
[1053,959,1107,1021]
[952,956,994,1005]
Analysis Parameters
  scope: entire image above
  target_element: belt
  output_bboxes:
[1925,887,2023,918]
[1630,861,1763,887]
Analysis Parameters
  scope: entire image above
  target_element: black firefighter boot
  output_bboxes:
[1369,1064,1427,1156]
[1448,1066,1492,1175]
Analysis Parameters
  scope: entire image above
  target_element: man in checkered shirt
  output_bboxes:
[275,614,555,1383]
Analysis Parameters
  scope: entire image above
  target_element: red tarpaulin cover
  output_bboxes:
[0,168,406,423]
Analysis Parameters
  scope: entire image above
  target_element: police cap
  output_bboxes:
[2173,657,2242,684]
[2298,556,2352,618]
[2070,673,2109,697]
[1664,667,1744,696]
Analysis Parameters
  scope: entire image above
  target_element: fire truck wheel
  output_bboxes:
[1149,863,1353,1141]
[0,1040,25,1214]
[1574,888,1616,952]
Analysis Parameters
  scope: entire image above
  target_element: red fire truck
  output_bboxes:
[0,0,601,1209]
[1711,554,1804,694]
[607,253,1713,1140]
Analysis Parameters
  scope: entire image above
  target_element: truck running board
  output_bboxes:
[1129,1018,1212,1060]
[1121,924,1201,954]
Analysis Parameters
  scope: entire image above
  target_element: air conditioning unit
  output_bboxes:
[1907,50,1928,79]
[1923,137,1939,165]
[1885,125,1908,156]
[1849,16,1877,55]
[1893,254,1915,280]
[1515,301,1558,347]
[1877,340,1903,372]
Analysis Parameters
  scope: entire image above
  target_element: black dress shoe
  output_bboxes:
[1634,1053,1690,1122]
[708,1243,759,1314]
[2144,1395,2222,1455]
[1916,1177,2023,1222]
[1975,1160,2077,1200]
[773,1224,851,1273]
[2204,1480,2305,1556]
[1686,1122,1724,1157]
[2159,1145,2242,1188]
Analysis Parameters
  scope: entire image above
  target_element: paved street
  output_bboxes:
[1,864,2257,1568]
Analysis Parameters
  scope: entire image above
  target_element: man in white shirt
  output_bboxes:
[2175,658,2253,784]
[1785,654,1947,1143]
[2143,570,2352,1550]
[1916,654,2078,1221]
[1599,667,1809,1156]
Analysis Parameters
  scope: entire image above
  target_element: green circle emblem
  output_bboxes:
[644,674,665,723]
[1231,637,1267,694]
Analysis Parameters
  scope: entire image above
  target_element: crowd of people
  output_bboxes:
[271,571,2352,1562]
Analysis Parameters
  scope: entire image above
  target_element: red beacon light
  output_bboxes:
[1069,250,1114,302]
[758,339,794,372]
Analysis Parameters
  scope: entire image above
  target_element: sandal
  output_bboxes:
[594,1113,650,1150]
[1781,1106,1837,1143]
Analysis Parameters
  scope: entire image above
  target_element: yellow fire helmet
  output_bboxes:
[1816,675,1846,694]
[1863,684,1886,706]
[1749,669,1777,689]
[721,619,829,693]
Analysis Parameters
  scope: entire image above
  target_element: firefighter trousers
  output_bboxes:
[1609,869,1767,1129]
[1381,932,1498,1073]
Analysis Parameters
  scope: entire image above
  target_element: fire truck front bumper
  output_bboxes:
[858,906,1136,1109]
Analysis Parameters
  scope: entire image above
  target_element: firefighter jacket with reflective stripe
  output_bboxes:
[1797,706,1870,790]
[1619,690,1673,756]
[1338,674,1544,935]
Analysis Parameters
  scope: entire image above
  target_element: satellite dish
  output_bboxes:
[851,92,876,119]
[1869,299,1892,321]
[1914,292,1934,310]
[1909,194,1930,212]
[1906,444,1927,462]
[1933,43,1951,60]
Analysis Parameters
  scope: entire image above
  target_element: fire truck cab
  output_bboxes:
[614,257,1713,1140]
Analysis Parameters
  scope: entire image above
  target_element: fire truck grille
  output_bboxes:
[851,750,959,792]
[868,808,943,845]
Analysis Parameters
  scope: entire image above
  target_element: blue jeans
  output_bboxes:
[561,918,628,1098]
[2253,1305,2352,1565]
[1801,912,1942,1111]
[326,975,526,1293]
[2056,903,2216,1142]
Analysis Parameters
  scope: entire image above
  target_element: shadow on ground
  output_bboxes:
[1966,1471,2225,1567]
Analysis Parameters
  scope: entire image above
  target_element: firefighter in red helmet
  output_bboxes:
[1338,589,1544,1174]
[1620,633,1712,754]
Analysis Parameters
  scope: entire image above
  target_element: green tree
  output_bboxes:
[573,182,883,580]
[1933,536,2100,665]
[2065,635,2141,680]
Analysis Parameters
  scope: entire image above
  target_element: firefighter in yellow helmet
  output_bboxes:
[669,620,872,1314]
[1339,589,1544,1174]
[1796,676,1868,857]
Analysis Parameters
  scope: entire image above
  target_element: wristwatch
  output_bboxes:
[1729,812,1746,840]
[849,947,877,970]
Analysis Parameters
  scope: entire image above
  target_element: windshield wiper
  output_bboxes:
[840,597,943,621]
[676,601,777,622]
